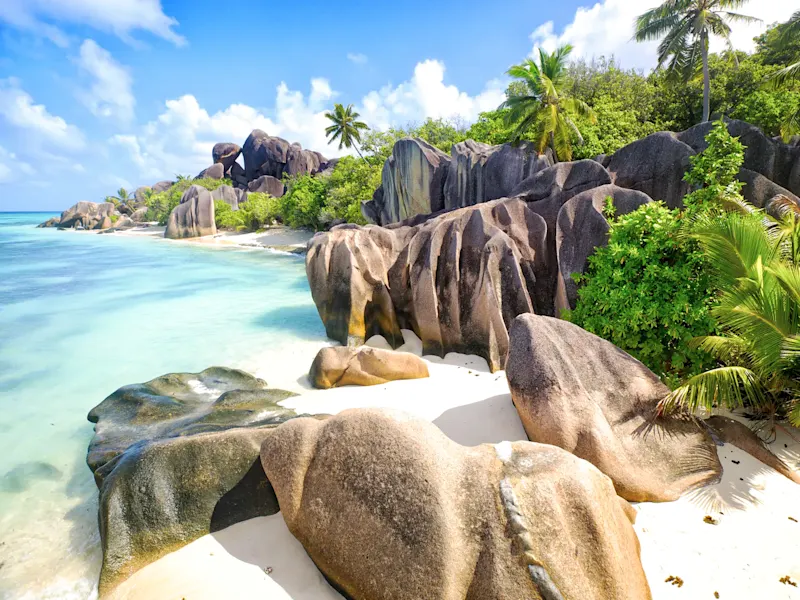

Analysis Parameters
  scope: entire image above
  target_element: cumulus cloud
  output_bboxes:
[347,53,368,65]
[530,0,797,72]
[0,0,185,47]
[75,40,135,122]
[0,78,85,150]
[0,145,34,182]
[359,60,506,131]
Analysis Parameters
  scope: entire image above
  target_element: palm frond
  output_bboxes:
[660,366,769,414]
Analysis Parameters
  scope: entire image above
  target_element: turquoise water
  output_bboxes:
[0,213,325,599]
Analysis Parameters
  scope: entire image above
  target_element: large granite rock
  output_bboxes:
[197,163,225,180]
[130,207,149,223]
[737,168,800,209]
[133,186,151,204]
[309,346,429,389]
[262,408,651,600]
[151,180,173,193]
[368,137,451,225]
[58,201,115,229]
[506,314,722,502]
[606,132,694,208]
[212,142,242,173]
[242,129,326,181]
[444,141,551,210]
[230,162,248,188]
[87,366,301,595]
[306,198,548,371]
[247,174,285,197]
[210,184,246,211]
[165,185,216,239]
[555,184,652,312]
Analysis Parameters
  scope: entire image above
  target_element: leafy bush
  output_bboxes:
[568,202,716,381]
[323,156,377,225]
[215,193,281,231]
[279,175,328,229]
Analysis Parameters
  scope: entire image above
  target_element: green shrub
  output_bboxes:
[279,175,328,229]
[214,193,281,232]
[323,156,376,225]
[568,202,716,381]
[214,200,245,230]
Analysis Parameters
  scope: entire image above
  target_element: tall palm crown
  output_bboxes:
[500,45,596,162]
[770,10,800,139]
[635,0,759,123]
[324,103,369,158]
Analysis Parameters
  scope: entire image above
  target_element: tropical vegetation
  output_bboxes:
[501,45,596,160]
[324,103,369,159]
[634,0,759,123]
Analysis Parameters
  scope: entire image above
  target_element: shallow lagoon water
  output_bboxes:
[0,213,325,598]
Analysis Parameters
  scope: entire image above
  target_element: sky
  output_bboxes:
[0,0,796,211]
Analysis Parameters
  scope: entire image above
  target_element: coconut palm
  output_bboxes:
[324,103,369,160]
[115,187,130,202]
[661,203,800,430]
[500,45,596,161]
[635,0,759,123]
[768,10,800,140]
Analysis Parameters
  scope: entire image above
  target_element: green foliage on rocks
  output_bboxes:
[145,177,230,225]
[279,175,328,230]
[569,120,747,382]
[214,194,281,231]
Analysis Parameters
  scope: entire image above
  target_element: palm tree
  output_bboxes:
[769,10,800,140]
[116,187,130,203]
[500,45,596,162]
[661,203,800,431]
[324,103,369,160]
[635,0,759,123]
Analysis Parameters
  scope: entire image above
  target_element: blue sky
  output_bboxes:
[0,0,795,211]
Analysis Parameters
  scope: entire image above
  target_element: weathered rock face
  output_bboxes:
[151,180,173,193]
[607,132,694,208]
[58,201,115,229]
[242,129,326,182]
[262,408,651,600]
[130,207,149,223]
[93,216,112,230]
[212,142,242,173]
[113,215,134,229]
[229,162,248,188]
[506,314,722,502]
[737,168,800,209]
[197,163,225,180]
[165,185,216,239]
[87,366,301,595]
[210,184,246,211]
[555,184,652,312]
[306,198,548,371]
[133,186,151,204]
[247,174,285,197]
[368,137,451,225]
[309,346,429,389]
[444,141,551,211]
[37,216,60,228]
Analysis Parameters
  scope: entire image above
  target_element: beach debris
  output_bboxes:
[665,575,684,587]
[731,459,740,464]
[264,567,273,575]
[780,575,797,587]
[790,516,798,522]
[714,592,719,598]
[703,515,718,525]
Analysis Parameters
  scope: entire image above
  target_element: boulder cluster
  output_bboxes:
[307,119,800,370]
[86,313,800,599]
[40,129,333,238]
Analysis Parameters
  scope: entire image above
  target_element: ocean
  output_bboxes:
[0,213,326,599]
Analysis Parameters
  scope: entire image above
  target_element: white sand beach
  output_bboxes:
[108,330,800,600]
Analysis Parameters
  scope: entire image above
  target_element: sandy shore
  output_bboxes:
[107,330,800,600]
[104,223,314,253]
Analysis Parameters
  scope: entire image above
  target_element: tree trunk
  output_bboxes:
[549,131,557,163]
[354,143,369,165]
[702,30,710,122]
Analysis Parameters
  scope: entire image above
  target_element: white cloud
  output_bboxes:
[359,60,506,131]
[112,60,508,183]
[75,39,135,122]
[0,145,35,182]
[0,78,85,150]
[347,53,368,65]
[530,0,798,72]
[0,0,185,47]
